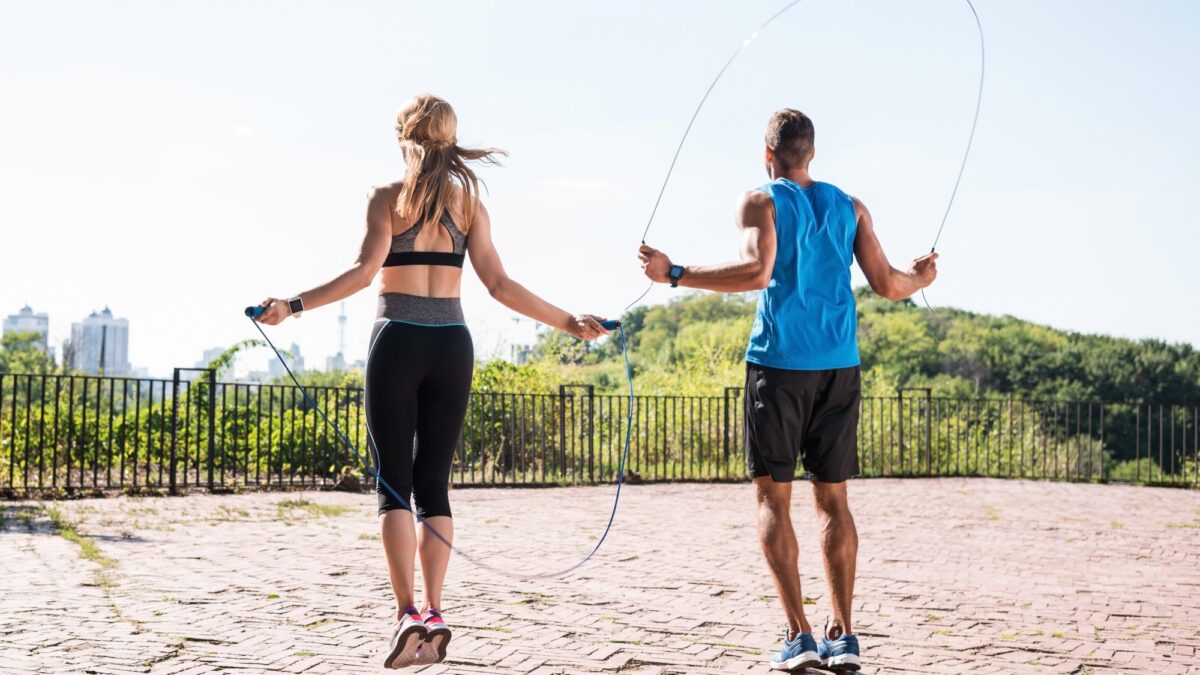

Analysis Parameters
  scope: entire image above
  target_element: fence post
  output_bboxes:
[897,387,932,476]
[206,369,216,490]
[587,385,595,484]
[925,389,933,475]
[558,384,594,484]
[170,368,180,495]
[557,385,567,482]
[723,387,742,478]
[897,389,905,473]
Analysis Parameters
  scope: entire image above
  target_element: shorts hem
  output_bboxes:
[749,467,797,483]
[378,503,413,516]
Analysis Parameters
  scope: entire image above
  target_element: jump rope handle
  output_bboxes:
[600,319,621,331]
[244,306,266,319]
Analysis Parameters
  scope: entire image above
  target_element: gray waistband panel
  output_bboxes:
[376,293,465,325]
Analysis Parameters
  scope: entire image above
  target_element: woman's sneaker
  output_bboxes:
[383,607,427,669]
[412,608,452,665]
[769,629,820,671]
[817,633,861,671]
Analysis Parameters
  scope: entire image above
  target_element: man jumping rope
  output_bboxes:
[638,109,938,672]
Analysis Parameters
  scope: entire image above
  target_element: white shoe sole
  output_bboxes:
[770,651,821,671]
[385,624,428,669]
[821,652,861,671]
[412,629,451,666]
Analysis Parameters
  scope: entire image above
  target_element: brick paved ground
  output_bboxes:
[1,478,1198,674]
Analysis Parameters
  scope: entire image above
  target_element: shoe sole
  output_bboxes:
[770,651,821,672]
[819,653,861,672]
[384,624,428,669]
[414,628,451,665]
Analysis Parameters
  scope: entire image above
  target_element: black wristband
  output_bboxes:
[668,264,685,288]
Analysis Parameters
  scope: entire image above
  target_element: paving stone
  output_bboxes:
[1,478,1198,672]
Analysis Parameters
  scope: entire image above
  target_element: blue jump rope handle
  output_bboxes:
[600,319,620,330]
[245,306,266,318]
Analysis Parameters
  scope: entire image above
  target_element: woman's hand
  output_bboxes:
[567,314,610,341]
[253,298,292,326]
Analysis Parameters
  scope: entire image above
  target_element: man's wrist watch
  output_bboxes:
[668,264,685,288]
[287,296,305,318]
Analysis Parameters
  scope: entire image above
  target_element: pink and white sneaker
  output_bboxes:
[412,608,452,665]
[384,607,427,669]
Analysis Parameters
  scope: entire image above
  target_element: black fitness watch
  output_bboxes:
[668,264,685,288]
[287,296,305,318]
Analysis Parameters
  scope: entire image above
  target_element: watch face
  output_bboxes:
[670,265,683,277]
[289,298,304,314]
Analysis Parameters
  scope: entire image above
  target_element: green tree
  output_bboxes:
[0,331,55,375]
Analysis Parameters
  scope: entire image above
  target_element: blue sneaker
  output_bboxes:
[817,633,861,671]
[769,629,820,671]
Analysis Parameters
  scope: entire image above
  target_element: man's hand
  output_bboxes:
[909,252,939,288]
[638,244,672,283]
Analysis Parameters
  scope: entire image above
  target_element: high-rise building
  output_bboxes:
[3,305,50,352]
[196,347,226,369]
[325,353,346,372]
[325,301,348,372]
[268,342,304,378]
[69,307,131,375]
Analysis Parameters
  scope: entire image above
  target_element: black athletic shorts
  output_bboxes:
[744,362,861,483]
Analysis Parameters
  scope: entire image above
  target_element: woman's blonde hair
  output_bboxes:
[394,94,505,231]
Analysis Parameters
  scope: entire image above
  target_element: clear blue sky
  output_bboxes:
[2,1,1197,377]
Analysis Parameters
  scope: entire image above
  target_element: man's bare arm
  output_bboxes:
[852,197,938,301]
[638,190,777,293]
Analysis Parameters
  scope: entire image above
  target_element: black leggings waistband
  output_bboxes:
[376,293,465,325]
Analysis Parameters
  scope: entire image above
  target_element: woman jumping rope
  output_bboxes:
[252,94,610,668]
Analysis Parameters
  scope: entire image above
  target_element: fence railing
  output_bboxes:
[1,371,1196,495]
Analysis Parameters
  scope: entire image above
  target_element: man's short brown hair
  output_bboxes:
[765,109,815,170]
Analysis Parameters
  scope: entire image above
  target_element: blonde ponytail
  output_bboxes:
[395,95,505,231]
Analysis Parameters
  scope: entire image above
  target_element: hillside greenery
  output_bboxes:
[484,287,1200,404]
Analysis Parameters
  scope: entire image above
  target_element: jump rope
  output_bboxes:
[247,0,985,580]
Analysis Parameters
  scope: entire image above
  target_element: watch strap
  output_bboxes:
[668,265,684,288]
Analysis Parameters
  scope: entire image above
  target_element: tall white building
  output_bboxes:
[325,353,346,372]
[3,305,50,352]
[268,343,304,378]
[70,307,131,375]
[196,347,226,369]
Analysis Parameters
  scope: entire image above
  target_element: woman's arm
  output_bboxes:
[466,200,607,340]
[254,187,393,325]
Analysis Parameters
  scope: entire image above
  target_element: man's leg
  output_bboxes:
[811,480,857,639]
[754,476,812,636]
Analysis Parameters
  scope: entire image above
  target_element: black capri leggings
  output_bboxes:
[365,320,473,518]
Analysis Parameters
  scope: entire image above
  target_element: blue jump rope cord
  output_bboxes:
[250,0,985,578]
[249,315,634,580]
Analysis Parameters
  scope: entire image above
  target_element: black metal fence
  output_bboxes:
[1,371,1196,496]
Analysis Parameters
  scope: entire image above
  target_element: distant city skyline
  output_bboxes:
[69,307,130,375]
[3,305,50,353]
[2,1,1197,376]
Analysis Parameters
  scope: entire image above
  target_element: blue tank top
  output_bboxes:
[745,179,859,370]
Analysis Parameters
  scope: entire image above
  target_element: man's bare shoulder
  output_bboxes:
[739,189,775,223]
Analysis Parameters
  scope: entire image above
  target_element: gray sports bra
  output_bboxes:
[383,211,467,268]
